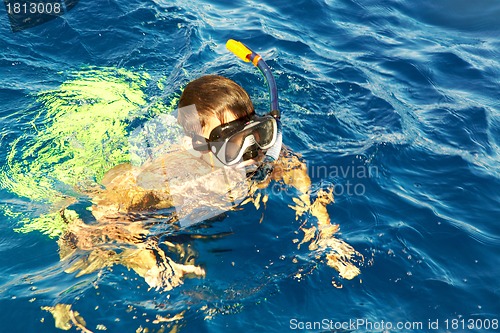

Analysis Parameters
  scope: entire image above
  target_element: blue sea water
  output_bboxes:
[1,0,499,332]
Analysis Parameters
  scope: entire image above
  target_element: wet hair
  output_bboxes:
[177,75,254,135]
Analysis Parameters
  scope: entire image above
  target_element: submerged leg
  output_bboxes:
[57,209,204,290]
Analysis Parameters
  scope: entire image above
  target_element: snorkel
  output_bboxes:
[226,39,283,181]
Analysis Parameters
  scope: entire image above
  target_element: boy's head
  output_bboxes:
[177,75,277,168]
[177,75,254,138]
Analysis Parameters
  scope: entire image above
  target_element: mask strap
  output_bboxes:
[209,151,215,171]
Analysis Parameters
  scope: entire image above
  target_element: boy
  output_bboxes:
[59,75,360,290]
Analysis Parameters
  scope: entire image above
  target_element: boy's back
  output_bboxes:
[92,147,250,226]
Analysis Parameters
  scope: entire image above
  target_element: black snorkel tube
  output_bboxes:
[226,39,283,181]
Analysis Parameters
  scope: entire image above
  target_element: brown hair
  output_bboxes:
[177,75,254,135]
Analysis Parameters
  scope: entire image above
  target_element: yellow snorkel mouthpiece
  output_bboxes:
[226,39,252,62]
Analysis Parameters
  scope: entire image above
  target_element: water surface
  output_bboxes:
[1,0,499,332]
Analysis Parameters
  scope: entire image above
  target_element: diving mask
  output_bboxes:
[189,113,278,166]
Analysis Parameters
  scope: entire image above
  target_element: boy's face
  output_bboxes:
[181,109,264,168]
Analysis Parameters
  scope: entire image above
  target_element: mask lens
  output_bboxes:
[253,119,275,148]
[223,118,275,163]
[225,130,253,162]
